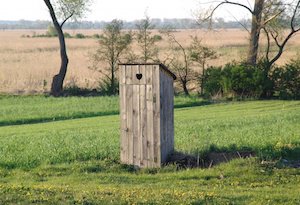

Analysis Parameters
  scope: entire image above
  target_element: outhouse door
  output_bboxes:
[120,64,161,167]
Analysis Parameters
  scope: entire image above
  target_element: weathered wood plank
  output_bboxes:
[166,75,170,158]
[146,65,153,85]
[140,84,147,167]
[126,81,134,164]
[159,70,165,163]
[120,63,175,168]
[120,83,127,163]
[131,65,139,85]
[170,75,175,153]
[139,65,146,85]
[152,65,161,167]
[126,65,132,85]
[132,84,140,166]
[167,74,175,158]
[119,65,126,85]
[146,64,154,167]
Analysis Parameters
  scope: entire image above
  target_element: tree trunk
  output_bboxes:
[247,0,264,65]
[44,0,69,96]
[182,81,190,96]
[111,65,115,95]
[201,61,205,95]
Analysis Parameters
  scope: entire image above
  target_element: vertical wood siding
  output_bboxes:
[120,64,174,168]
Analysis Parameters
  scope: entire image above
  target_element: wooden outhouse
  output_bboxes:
[119,63,176,168]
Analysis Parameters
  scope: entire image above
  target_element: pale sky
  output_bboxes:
[0,0,252,21]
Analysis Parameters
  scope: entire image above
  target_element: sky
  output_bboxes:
[0,0,252,21]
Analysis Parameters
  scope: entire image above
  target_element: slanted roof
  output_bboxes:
[119,63,177,80]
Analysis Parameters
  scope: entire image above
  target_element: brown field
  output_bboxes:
[1,29,300,94]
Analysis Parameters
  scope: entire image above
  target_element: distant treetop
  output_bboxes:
[0,18,252,30]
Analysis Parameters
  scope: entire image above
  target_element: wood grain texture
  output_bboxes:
[120,83,127,162]
[140,84,147,167]
[120,64,174,168]
[152,65,161,166]
[132,84,140,166]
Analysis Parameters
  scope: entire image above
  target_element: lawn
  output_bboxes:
[0,95,206,126]
[0,96,299,204]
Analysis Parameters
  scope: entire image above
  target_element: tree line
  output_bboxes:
[24,0,300,98]
[0,19,251,30]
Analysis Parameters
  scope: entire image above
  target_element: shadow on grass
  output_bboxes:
[167,150,255,169]
[0,110,119,127]
[167,144,300,169]
[0,100,212,127]
[174,100,212,109]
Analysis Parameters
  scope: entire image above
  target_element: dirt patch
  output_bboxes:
[208,151,255,166]
[167,151,255,168]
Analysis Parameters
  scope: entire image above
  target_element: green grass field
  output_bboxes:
[0,96,300,204]
[0,95,206,126]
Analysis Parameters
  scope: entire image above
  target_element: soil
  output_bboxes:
[167,151,255,168]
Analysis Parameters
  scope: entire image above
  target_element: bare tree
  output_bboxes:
[136,16,160,63]
[162,29,196,96]
[43,0,91,96]
[198,0,282,65]
[91,20,132,95]
[263,0,300,69]
[189,36,217,95]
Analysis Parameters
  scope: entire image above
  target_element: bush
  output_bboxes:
[63,85,98,96]
[46,25,58,37]
[202,58,300,100]
[202,66,223,97]
[98,78,119,96]
[272,60,300,99]
[202,61,271,99]
[153,34,163,41]
[224,63,265,97]
[64,32,72,38]
[92,34,100,39]
[75,33,85,39]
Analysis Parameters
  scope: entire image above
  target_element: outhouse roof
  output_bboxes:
[119,63,177,80]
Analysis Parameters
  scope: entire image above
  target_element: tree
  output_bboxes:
[199,0,300,98]
[136,16,160,63]
[189,36,217,95]
[43,0,91,96]
[162,29,196,96]
[91,20,132,95]
[263,0,300,69]
[199,4,300,72]
[198,0,271,65]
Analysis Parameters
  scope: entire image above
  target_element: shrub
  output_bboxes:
[46,25,58,37]
[63,84,99,96]
[272,60,300,99]
[202,62,270,99]
[75,33,85,39]
[153,34,163,41]
[224,63,265,97]
[64,32,72,38]
[92,34,100,39]
[202,66,223,97]
[98,78,119,96]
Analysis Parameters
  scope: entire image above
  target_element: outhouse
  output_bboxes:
[119,63,176,168]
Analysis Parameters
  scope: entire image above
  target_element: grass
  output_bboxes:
[1,158,300,204]
[176,101,300,159]
[0,96,299,204]
[0,95,206,126]
[0,99,299,169]
[0,95,119,126]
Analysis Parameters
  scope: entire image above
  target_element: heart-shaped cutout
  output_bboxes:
[136,73,143,80]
